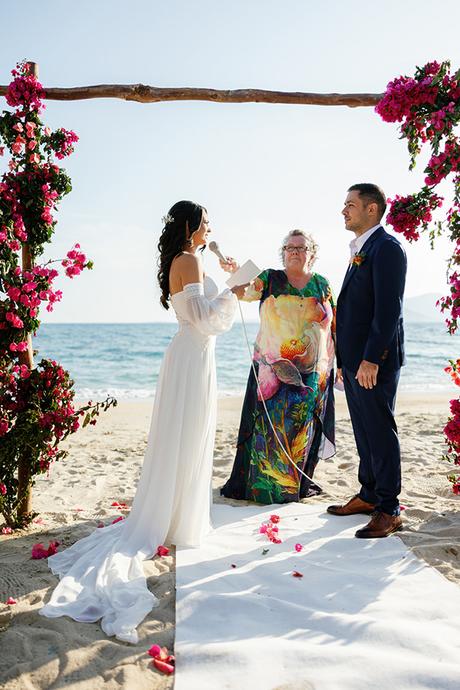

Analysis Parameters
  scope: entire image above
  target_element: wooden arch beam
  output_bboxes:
[0,84,382,107]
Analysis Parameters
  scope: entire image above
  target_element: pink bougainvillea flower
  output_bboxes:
[292,571,304,578]
[294,543,303,552]
[1,527,13,535]
[31,540,59,559]
[111,516,124,525]
[270,514,280,524]
[259,523,268,534]
[156,545,170,557]
[0,483,6,495]
[6,597,17,605]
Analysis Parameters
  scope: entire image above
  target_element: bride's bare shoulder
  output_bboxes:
[170,252,203,289]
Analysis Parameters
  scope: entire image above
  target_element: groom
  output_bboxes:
[328,183,407,538]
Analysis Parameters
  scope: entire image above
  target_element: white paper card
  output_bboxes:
[226,260,262,288]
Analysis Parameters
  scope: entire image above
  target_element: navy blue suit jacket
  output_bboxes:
[336,226,407,374]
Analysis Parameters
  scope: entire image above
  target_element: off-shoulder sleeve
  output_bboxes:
[241,269,269,302]
[183,283,237,336]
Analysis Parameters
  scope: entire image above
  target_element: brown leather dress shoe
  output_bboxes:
[355,511,403,538]
[327,494,376,516]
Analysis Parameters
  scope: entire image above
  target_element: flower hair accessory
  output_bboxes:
[161,213,174,225]
[350,251,366,267]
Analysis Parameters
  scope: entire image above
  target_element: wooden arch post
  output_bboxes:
[16,61,38,519]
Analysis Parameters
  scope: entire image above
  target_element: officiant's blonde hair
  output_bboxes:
[280,229,318,268]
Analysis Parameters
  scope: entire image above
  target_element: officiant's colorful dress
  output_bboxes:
[221,269,336,504]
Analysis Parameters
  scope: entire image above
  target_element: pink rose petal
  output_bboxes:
[6,597,17,605]
[147,644,162,658]
[292,570,303,578]
[295,543,303,552]
[47,540,59,556]
[153,658,175,675]
[148,645,175,674]
[31,540,60,559]
[31,543,49,559]
[156,545,170,557]
[111,516,124,525]
[270,514,280,524]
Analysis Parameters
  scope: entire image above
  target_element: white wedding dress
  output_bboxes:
[40,277,237,643]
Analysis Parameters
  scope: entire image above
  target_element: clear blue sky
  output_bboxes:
[1,0,459,322]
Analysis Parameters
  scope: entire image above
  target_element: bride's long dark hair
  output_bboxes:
[157,200,206,310]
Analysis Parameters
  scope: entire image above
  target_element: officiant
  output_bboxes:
[220,229,336,504]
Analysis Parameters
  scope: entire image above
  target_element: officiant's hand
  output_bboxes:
[230,283,249,299]
[219,256,239,273]
[355,360,379,389]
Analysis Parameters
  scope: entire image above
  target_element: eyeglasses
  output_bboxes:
[283,245,309,254]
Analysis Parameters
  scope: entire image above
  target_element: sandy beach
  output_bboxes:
[0,392,459,689]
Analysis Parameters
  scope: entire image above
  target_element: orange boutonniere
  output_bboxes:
[350,251,366,267]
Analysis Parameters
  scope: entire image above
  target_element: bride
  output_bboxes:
[40,200,243,643]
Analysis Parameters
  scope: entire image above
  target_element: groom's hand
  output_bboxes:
[355,360,379,389]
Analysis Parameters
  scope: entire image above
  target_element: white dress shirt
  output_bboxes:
[349,224,381,257]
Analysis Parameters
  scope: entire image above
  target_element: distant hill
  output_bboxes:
[404,293,444,323]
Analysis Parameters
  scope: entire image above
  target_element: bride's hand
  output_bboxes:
[230,283,249,299]
[219,256,239,273]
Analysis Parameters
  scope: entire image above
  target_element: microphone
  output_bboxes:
[208,240,228,263]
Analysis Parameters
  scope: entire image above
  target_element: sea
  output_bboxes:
[33,322,458,401]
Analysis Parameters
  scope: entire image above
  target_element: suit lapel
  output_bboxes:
[339,226,385,296]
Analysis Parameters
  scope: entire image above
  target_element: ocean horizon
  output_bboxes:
[31,321,459,401]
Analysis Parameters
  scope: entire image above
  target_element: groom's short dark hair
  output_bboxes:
[348,183,387,220]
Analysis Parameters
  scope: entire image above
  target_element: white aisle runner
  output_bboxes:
[175,503,460,690]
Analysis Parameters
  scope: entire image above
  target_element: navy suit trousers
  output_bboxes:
[342,367,401,516]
